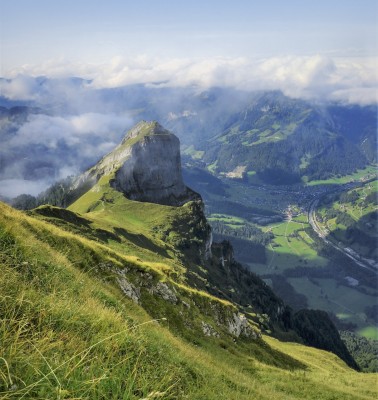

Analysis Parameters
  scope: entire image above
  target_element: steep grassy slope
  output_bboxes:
[63,171,358,368]
[1,202,377,399]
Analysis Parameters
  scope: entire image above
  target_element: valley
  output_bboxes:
[309,191,377,273]
[184,164,378,343]
[1,1,377,397]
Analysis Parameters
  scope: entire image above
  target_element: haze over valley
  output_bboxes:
[0,1,377,398]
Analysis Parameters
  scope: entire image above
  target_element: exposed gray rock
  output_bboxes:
[204,231,213,259]
[73,121,200,206]
[227,312,257,338]
[150,281,178,303]
[112,121,200,206]
[182,300,191,308]
[117,274,140,304]
[201,321,220,337]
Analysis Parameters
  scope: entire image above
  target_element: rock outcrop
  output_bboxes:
[75,121,200,206]
[112,121,199,205]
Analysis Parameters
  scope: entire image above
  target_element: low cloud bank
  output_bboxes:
[0,112,133,198]
[2,55,377,105]
[0,179,50,198]
[0,54,376,198]
[10,113,131,150]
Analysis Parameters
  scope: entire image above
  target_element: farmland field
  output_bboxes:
[184,163,377,338]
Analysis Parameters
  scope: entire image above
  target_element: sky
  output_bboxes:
[1,0,377,73]
[0,0,377,198]
[1,0,377,103]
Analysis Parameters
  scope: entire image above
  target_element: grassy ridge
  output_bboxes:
[0,202,377,399]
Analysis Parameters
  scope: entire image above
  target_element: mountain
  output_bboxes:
[60,121,289,327]
[199,92,376,184]
[1,84,376,199]
[317,180,378,265]
[72,121,200,206]
[1,121,369,399]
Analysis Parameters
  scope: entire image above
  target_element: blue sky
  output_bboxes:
[1,0,377,72]
[0,0,377,197]
[0,0,377,106]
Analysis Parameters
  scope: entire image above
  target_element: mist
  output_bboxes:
[0,55,377,198]
[3,55,377,105]
[0,106,134,198]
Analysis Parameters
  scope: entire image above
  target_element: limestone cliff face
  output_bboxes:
[74,121,200,206]
[112,122,199,206]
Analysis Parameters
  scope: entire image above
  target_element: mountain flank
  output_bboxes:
[28,121,357,368]
[0,120,369,398]
[2,200,374,399]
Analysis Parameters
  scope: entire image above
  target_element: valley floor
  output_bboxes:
[196,171,378,342]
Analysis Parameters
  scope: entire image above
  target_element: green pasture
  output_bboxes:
[358,326,378,340]
[306,165,377,186]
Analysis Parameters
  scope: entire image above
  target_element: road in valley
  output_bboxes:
[308,195,378,273]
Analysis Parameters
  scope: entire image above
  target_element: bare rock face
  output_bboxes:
[227,313,257,338]
[74,121,200,206]
[112,121,199,206]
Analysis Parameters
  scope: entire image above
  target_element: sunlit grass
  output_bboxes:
[1,201,377,399]
[358,326,378,340]
[306,165,377,186]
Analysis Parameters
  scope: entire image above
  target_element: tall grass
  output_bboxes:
[1,203,377,399]
[0,226,184,399]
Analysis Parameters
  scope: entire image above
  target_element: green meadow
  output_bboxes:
[305,165,377,186]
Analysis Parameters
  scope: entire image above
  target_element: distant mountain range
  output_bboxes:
[0,78,376,198]
[200,91,376,184]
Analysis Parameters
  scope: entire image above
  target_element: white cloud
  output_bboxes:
[69,113,131,135]
[11,115,72,148]
[0,75,40,100]
[2,55,377,105]
[257,55,378,104]
[0,112,134,198]
[10,113,132,149]
[330,87,377,105]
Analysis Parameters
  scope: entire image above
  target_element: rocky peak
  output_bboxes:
[121,120,168,142]
[112,121,200,206]
[75,121,200,206]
